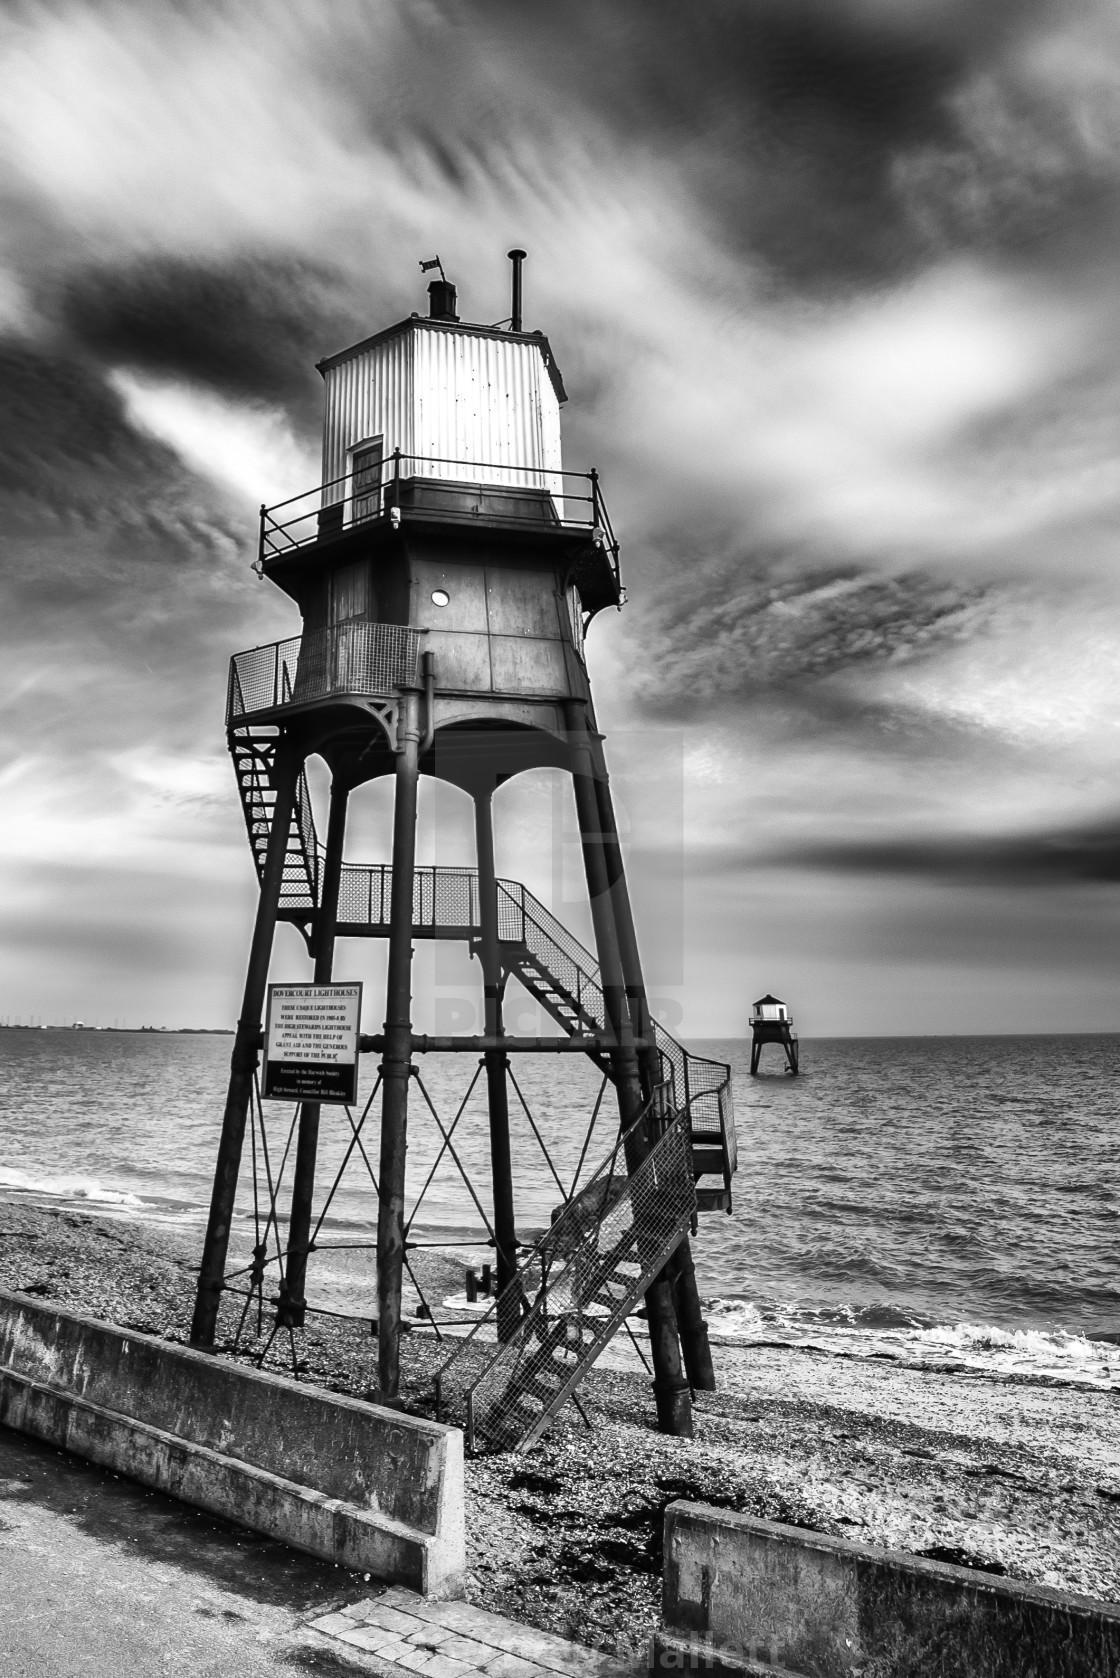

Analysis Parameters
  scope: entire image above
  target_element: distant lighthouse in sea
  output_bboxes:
[749,993,799,1075]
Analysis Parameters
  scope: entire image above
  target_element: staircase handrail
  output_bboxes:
[432,1080,716,1400]
[262,845,734,1161]
[227,773,735,1174]
[495,878,606,1034]
[434,1099,699,1453]
[433,1099,660,1396]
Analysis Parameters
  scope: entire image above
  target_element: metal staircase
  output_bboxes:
[435,1109,697,1453]
[228,728,736,1206]
[231,729,318,918]
[230,730,736,1447]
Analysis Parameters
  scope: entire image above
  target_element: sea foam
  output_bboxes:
[704,1297,1117,1389]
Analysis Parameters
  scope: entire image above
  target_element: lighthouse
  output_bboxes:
[749,993,799,1075]
[189,254,737,1447]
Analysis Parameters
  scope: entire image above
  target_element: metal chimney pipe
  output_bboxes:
[508,248,526,332]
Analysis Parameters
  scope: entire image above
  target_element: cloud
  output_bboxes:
[109,370,319,510]
[629,558,992,714]
[56,254,364,421]
[0,0,1117,1030]
[777,813,1120,884]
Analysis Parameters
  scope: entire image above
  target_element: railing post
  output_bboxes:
[391,447,402,510]
[258,503,267,568]
[589,467,600,531]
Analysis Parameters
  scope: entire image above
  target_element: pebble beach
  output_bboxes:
[1,1198,1117,1660]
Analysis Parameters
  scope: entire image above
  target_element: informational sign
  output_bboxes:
[263,982,362,1105]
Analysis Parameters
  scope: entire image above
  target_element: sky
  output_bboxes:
[0,0,1118,1034]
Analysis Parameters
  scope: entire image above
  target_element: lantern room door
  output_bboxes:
[351,441,383,524]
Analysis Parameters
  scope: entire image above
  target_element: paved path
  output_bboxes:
[310,1587,638,1675]
[0,1425,641,1677]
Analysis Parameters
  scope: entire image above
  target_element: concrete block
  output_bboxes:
[657,1501,1120,1677]
[421,1654,477,1678]
[380,1587,466,1623]
[337,1622,407,1652]
[0,1289,465,1597]
[440,1634,499,1665]
[365,1637,416,1664]
[397,1648,439,1674]
[483,1656,555,1678]
[406,1623,455,1649]
[363,1602,432,1636]
[309,1611,363,1636]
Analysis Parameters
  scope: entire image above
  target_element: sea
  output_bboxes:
[0,1029,1116,1389]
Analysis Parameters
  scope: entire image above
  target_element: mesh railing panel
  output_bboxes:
[439,1116,695,1452]
[497,881,606,1032]
[227,638,301,719]
[227,624,424,722]
[334,865,479,929]
[433,868,479,927]
[293,768,318,905]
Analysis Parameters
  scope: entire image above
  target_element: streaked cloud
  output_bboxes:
[0,0,1116,1029]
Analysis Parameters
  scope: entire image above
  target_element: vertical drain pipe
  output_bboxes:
[475,787,519,1341]
[376,688,422,1403]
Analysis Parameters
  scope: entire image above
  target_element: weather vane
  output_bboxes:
[418,255,446,282]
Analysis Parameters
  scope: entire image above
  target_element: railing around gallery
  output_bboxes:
[327,860,734,1166]
[256,449,620,584]
[226,622,427,723]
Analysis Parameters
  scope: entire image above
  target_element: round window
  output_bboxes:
[431,589,450,607]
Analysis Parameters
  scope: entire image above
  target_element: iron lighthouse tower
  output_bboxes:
[190,255,737,1445]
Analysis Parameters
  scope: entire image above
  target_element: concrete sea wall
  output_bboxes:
[655,1502,1120,1676]
[0,1288,465,1597]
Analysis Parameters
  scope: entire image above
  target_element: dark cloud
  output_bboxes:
[780,814,1120,884]
[54,255,366,430]
[399,0,1073,288]
[628,555,990,715]
[0,339,285,763]
[0,337,230,532]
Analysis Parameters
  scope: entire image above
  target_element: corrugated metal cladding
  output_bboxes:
[320,324,562,506]
[321,328,412,500]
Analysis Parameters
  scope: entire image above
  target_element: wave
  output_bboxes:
[704,1298,1118,1389]
[0,1165,146,1210]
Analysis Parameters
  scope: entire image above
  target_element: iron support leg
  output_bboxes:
[376,692,421,1403]
[280,775,351,1328]
[581,722,715,1393]
[191,737,301,1348]
[474,791,519,1342]
[665,1239,716,1391]
[566,707,691,1438]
